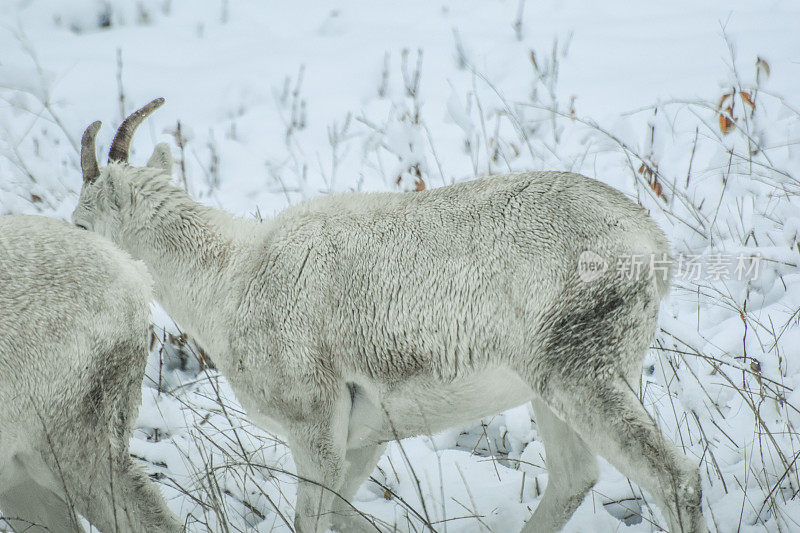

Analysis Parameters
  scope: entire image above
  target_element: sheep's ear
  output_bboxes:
[147,143,174,173]
[107,177,131,210]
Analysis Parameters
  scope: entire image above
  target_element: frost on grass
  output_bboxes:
[1,1,800,531]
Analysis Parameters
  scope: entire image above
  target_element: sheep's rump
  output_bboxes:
[0,215,152,449]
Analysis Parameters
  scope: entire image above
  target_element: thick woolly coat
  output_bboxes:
[0,215,180,532]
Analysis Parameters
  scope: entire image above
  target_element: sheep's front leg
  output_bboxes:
[288,386,351,533]
[330,444,386,532]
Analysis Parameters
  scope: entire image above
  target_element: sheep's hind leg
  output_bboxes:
[520,398,598,533]
[544,381,706,533]
[60,340,182,533]
[0,476,84,533]
[70,455,182,533]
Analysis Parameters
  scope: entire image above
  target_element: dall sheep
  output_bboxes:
[0,214,182,532]
[73,98,707,533]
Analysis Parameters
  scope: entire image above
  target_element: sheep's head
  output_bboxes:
[73,98,173,241]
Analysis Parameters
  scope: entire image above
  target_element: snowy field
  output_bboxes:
[2,0,800,531]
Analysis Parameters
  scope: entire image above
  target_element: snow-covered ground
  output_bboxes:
[2,1,800,531]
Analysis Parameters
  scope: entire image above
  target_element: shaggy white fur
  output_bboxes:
[74,101,708,533]
[0,214,182,532]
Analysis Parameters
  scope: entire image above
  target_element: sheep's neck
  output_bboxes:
[126,201,252,359]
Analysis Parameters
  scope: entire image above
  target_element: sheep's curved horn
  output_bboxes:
[81,121,102,183]
[108,97,165,164]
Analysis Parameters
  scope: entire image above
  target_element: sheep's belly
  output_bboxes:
[347,368,533,447]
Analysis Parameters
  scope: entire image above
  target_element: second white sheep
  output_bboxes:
[0,214,182,533]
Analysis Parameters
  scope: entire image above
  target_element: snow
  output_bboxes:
[1,0,800,531]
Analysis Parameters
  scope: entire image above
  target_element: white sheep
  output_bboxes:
[0,213,182,532]
[73,99,708,533]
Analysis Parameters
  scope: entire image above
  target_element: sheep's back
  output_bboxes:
[266,172,670,381]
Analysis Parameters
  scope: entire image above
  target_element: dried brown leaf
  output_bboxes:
[651,180,664,200]
[719,106,735,135]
